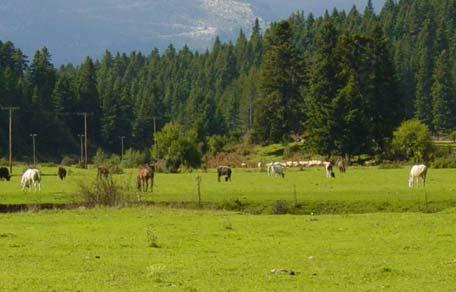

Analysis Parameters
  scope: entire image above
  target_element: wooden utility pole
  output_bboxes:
[84,112,88,166]
[120,136,126,161]
[30,133,38,166]
[77,134,84,163]
[1,107,19,173]
[58,112,92,167]
[73,112,92,167]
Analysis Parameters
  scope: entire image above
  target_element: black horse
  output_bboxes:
[0,167,11,181]
[217,166,232,182]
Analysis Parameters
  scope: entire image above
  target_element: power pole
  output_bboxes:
[74,112,92,167]
[1,107,19,173]
[84,113,88,167]
[30,133,38,166]
[120,136,126,161]
[77,134,85,163]
[58,112,93,167]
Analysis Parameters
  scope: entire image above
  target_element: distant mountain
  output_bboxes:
[0,0,383,64]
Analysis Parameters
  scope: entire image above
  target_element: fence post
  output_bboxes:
[424,186,428,210]
[293,184,298,206]
[196,175,202,207]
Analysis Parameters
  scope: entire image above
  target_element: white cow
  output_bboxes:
[409,164,427,188]
[324,162,335,178]
[21,168,41,192]
[269,163,285,178]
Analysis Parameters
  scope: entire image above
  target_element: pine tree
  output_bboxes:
[29,47,56,109]
[254,20,305,143]
[431,50,455,133]
[304,20,339,155]
[414,19,435,128]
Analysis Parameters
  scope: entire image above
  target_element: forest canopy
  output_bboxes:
[0,0,455,160]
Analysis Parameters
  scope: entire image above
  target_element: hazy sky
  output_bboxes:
[0,0,384,64]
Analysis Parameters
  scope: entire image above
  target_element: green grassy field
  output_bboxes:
[1,207,455,291]
[1,166,455,213]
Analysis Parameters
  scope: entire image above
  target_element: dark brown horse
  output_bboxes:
[57,166,67,180]
[137,164,155,192]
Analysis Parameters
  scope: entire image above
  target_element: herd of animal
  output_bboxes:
[0,161,428,192]
[217,161,428,188]
[0,163,156,192]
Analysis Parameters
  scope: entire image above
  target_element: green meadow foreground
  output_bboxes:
[0,207,455,291]
[1,168,456,291]
[1,167,455,213]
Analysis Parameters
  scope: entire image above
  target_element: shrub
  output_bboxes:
[449,130,456,143]
[121,149,148,168]
[272,200,289,214]
[107,154,123,174]
[156,123,202,172]
[93,148,107,166]
[432,156,456,168]
[79,177,132,207]
[392,119,433,162]
[61,155,79,166]
[145,227,160,248]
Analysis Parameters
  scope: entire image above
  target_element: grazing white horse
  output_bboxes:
[269,163,285,178]
[258,162,263,170]
[324,162,335,178]
[409,164,427,188]
[21,168,41,192]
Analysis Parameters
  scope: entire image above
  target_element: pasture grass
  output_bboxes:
[1,166,456,214]
[0,207,455,291]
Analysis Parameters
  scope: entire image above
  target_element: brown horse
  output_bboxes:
[137,164,155,192]
[337,160,346,173]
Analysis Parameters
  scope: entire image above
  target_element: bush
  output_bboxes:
[79,177,132,207]
[156,123,202,172]
[145,227,160,248]
[93,148,107,166]
[432,156,456,168]
[107,154,123,174]
[61,155,79,166]
[272,200,289,214]
[449,130,456,143]
[392,119,433,162]
[121,149,148,168]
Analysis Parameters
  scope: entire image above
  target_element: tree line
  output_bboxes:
[0,0,455,161]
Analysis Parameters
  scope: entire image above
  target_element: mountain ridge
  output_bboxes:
[0,0,383,64]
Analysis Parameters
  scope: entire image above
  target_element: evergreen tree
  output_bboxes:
[431,50,455,133]
[304,20,339,155]
[414,19,435,128]
[254,20,306,143]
